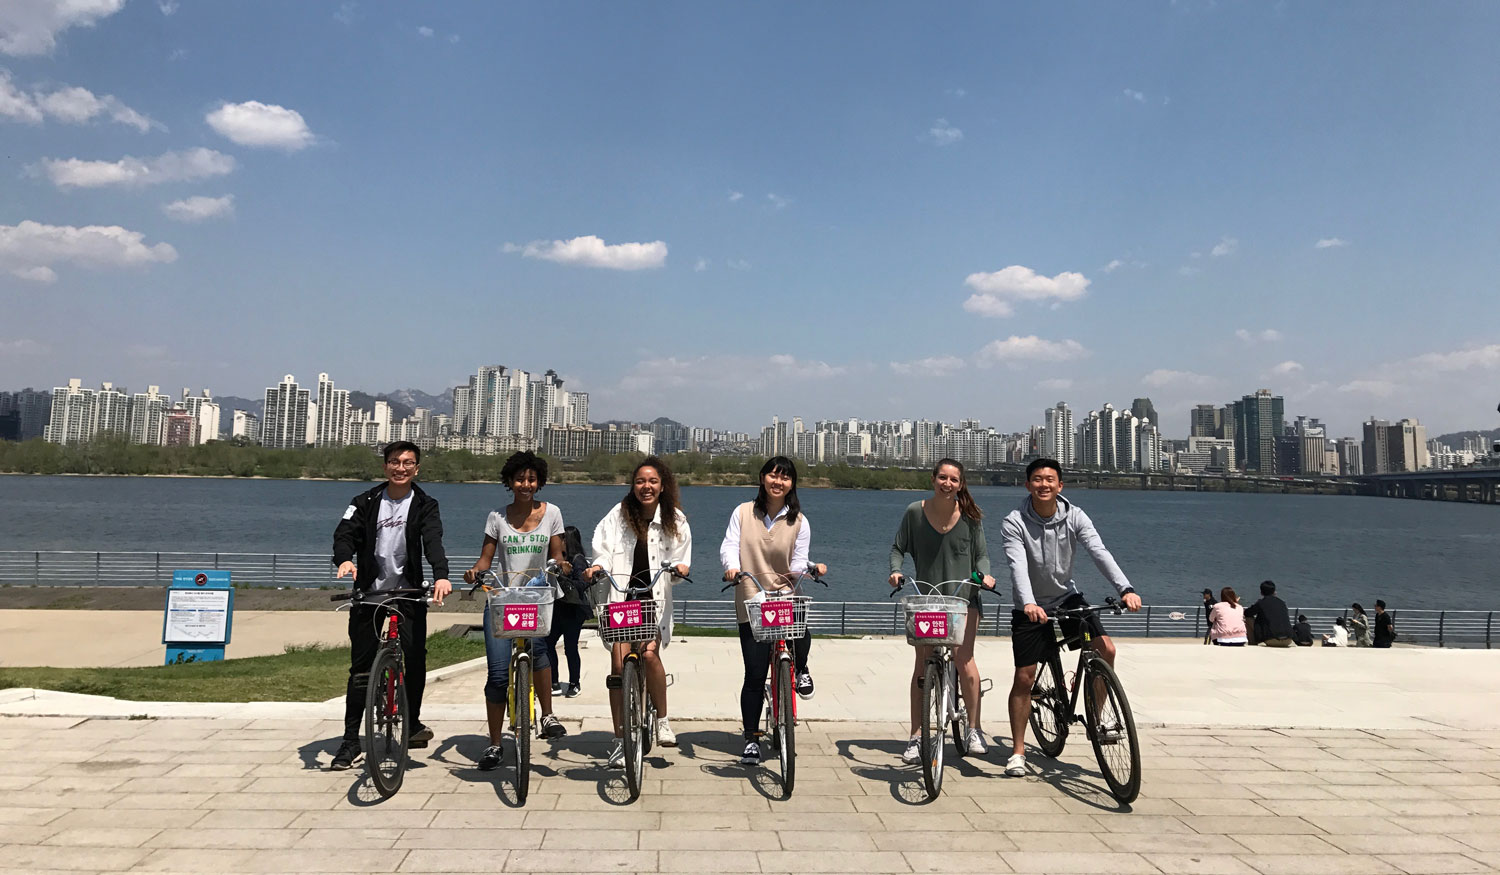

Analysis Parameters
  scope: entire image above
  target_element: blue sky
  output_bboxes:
[2,0,1497,437]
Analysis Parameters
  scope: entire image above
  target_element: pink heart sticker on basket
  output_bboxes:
[913,611,948,638]
[503,604,537,631]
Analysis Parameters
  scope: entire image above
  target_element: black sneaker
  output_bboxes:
[409,724,434,749]
[329,739,361,771]
[540,715,568,739]
[477,744,502,771]
[552,682,564,695]
[740,740,761,765]
[564,682,581,699]
[795,671,815,699]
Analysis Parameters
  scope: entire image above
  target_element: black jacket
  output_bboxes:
[1245,594,1293,641]
[332,482,450,591]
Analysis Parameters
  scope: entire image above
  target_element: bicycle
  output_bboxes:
[462,563,561,805]
[721,566,827,799]
[587,560,691,802]
[1026,597,1143,803]
[890,575,998,800]
[329,583,433,798]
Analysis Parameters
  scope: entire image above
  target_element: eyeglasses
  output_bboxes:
[386,460,418,470]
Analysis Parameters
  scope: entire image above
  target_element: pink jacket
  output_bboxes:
[1209,602,1247,641]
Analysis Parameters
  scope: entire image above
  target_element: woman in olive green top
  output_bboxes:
[888,458,996,763]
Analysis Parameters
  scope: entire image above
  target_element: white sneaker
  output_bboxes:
[1005,753,1026,777]
[1097,721,1125,743]
[605,738,624,768]
[656,717,677,747]
[901,735,921,765]
[966,729,987,756]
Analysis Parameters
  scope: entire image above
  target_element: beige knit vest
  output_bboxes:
[734,501,801,623]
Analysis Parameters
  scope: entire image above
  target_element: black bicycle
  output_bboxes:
[330,584,432,798]
[1027,597,1142,803]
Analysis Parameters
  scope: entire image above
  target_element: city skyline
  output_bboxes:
[2,3,1498,436]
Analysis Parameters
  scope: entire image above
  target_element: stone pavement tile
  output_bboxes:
[501,849,657,872]
[1151,769,1237,786]
[0,761,46,776]
[116,776,252,793]
[1003,832,1113,853]
[244,775,356,793]
[0,843,149,870]
[393,828,542,850]
[902,850,1009,872]
[757,850,911,873]
[1176,798,1277,816]
[172,749,290,764]
[639,829,749,850]
[191,809,301,828]
[0,748,106,763]
[756,795,856,812]
[1446,785,1500,800]
[747,812,882,831]
[1142,854,1259,874]
[143,827,306,849]
[1064,797,1189,816]
[0,777,39,791]
[1100,833,1250,854]
[1460,853,1500,870]
[871,832,1017,852]
[1375,799,1474,817]
[1000,851,1160,874]
[1322,833,1474,854]
[961,812,1101,833]
[776,830,880,851]
[1179,815,1323,835]
[40,825,160,847]
[1324,783,1451,800]
[1238,854,1400,874]
[541,828,638,849]
[107,792,217,809]
[43,760,178,779]
[138,848,401,872]
[973,797,1070,814]
[659,849,762,872]
[163,762,258,778]
[289,809,440,829]
[0,823,62,843]
[1231,835,1345,855]
[1393,771,1497,786]
[1255,800,1394,817]
[876,811,981,831]
[1094,814,1199,834]
[48,808,204,830]
[1393,815,1500,834]
[290,828,405,849]
[331,791,437,810]
[1299,815,1412,834]
[202,791,338,810]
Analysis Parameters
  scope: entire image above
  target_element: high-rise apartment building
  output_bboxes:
[0,389,50,441]
[1387,418,1430,471]
[46,379,96,445]
[179,389,220,445]
[262,375,310,449]
[1136,420,1161,471]
[314,373,350,447]
[1189,404,1221,438]
[94,383,130,437]
[1231,390,1284,473]
[127,386,172,445]
[1336,438,1362,475]
[231,410,259,442]
[1361,417,1391,474]
[1130,398,1158,434]
[1043,402,1075,466]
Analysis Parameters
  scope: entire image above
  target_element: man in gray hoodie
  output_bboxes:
[1001,458,1141,777]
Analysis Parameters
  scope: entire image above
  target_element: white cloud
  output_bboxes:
[692,257,708,272]
[0,338,49,354]
[1270,360,1303,376]
[890,355,965,377]
[1235,328,1283,344]
[976,335,1088,367]
[1178,266,1200,276]
[1036,378,1073,392]
[163,194,234,222]
[157,0,177,15]
[0,72,157,131]
[962,265,1090,318]
[333,2,357,25]
[1407,344,1500,373]
[1211,236,1238,257]
[926,118,962,146]
[0,220,177,282]
[447,34,459,44]
[766,192,789,210]
[1315,237,1349,249]
[728,191,743,202]
[1141,368,1214,388]
[1338,379,1397,398]
[417,25,433,37]
[206,100,314,150]
[0,0,125,56]
[1123,88,1146,102]
[37,147,235,188]
[727,258,751,271]
[507,235,667,271]
[1101,259,1124,273]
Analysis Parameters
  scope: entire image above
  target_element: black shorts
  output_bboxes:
[1011,593,1109,668]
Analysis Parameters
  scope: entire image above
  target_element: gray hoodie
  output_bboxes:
[1000,494,1132,611]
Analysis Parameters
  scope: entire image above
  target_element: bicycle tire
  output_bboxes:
[621,659,644,801]
[512,654,531,805]
[919,659,945,799]
[1082,658,1142,803]
[363,647,409,798]
[948,660,969,758]
[776,653,796,799]
[1029,653,1069,758]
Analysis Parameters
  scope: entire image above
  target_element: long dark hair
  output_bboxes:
[1220,586,1239,607]
[933,457,982,521]
[754,455,801,525]
[622,455,681,541]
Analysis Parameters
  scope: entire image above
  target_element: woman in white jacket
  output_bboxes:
[587,456,692,767]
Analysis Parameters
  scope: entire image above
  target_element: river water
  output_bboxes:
[0,474,1494,610]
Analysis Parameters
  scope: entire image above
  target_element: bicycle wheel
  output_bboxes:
[363,647,409,798]
[776,653,796,799]
[919,659,945,799]
[620,659,644,801]
[511,654,531,805]
[1029,653,1069,758]
[1082,659,1142,803]
[948,660,969,758]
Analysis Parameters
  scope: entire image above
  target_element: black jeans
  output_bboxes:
[737,622,811,738]
[543,601,589,687]
[344,601,428,741]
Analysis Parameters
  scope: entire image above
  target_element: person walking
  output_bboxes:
[1349,603,1373,647]
[543,525,591,699]
[721,456,827,766]
[329,440,452,771]
[461,451,569,771]
[586,456,692,767]
[889,458,997,763]
[1208,587,1248,646]
[1373,599,1396,648]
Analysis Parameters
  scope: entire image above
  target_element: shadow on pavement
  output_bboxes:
[1029,754,1130,813]
[297,735,341,771]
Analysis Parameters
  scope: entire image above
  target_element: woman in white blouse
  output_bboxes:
[586,456,692,768]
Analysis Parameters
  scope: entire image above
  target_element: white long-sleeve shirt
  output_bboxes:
[590,503,692,647]
[718,503,811,578]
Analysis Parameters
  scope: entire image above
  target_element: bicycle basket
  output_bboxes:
[901,594,968,646]
[746,592,810,642]
[487,585,557,638]
[594,598,660,644]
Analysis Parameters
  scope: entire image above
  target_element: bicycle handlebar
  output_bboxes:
[719,565,829,593]
[330,584,434,606]
[587,560,690,597]
[887,574,999,599]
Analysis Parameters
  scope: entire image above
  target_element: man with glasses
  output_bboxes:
[329,440,452,770]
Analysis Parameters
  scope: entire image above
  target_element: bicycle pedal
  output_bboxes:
[605,674,622,690]
[664,673,675,688]
[979,678,994,695]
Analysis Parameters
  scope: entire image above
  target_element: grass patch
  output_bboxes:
[0,632,484,702]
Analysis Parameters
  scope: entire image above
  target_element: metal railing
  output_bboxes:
[1,551,1492,647]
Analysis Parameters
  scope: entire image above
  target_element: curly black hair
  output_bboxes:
[500,451,548,491]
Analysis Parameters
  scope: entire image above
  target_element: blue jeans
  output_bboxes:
[483,606,551,704]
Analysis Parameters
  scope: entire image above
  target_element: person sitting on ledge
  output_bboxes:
[1243,580,1294,647]
[1322,616,1349,647]
[1293,614,1314,647]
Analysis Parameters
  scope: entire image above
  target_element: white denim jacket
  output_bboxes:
[591,503,692,647]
